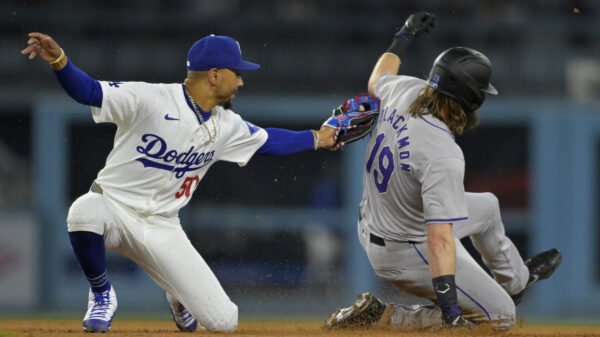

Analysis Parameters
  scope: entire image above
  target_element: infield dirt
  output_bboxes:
[1,319,600,336]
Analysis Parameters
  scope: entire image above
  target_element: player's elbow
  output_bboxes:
[427,224,453,243]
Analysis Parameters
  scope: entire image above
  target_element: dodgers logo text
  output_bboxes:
[135,133,214,178]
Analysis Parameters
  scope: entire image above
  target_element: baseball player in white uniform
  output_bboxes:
[325,12,562,330]
[22,32,338,333]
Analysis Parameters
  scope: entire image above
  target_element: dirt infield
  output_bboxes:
[1,319,600,337]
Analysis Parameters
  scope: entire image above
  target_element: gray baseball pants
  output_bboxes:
[359,192,529,329]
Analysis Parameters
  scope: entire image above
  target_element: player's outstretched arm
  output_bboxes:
[255,126,339,156]
[21,32,102,107]
[368,12,435,96]
[368,53,401,96]
[256,98,370,155]
[21,32,68,70]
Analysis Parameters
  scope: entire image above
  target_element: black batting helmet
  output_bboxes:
[427,47,498,112]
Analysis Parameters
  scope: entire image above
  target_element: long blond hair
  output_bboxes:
[406,86,476,135]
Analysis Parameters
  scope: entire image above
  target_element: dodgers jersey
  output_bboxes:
[91,81,268,217]
[359,74,468,242]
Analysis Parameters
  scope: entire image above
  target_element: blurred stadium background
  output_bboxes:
[1,0,599,323]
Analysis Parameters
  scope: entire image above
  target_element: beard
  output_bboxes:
[219,92,235,109]
[222,99,233,110]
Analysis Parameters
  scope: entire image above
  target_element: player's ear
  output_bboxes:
[207,68,220,85]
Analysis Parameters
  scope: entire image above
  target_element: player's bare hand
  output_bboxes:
[317,126,342,151]
[21,32,63,62]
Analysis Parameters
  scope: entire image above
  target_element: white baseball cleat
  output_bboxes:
[83,285,118,333]
[166,292,198,332]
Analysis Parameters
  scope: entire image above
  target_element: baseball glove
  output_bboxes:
[323,95,381,145]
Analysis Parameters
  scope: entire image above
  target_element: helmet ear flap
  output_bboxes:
[462,79,486,111]
[467,93,484,111]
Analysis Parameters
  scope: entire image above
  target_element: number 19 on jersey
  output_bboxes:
[366,133,395,193]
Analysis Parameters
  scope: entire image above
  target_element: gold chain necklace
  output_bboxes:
[185,89,218,144]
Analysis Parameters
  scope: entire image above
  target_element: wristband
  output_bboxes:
[49,48,66,65]
[432,275,458,309]
[312,130,320,150]
[385,32,412,58]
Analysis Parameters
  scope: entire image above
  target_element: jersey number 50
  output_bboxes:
[366,133,394,193]
[176,175,200,199]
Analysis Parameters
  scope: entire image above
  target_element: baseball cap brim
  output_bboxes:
[232,60,261,71]
[483,83,498,95]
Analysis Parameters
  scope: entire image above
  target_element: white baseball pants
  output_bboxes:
[67,191,237,332]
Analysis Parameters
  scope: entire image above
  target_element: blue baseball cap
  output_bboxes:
[186,35,260,71]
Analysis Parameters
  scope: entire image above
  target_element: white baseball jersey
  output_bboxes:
[91,81,268,217]
[67,79,268,332]
[360,74,468,242]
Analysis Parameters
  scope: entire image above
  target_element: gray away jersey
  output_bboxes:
[359,74,468,242]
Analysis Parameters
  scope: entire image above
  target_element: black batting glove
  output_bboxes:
[386,12,436,58]
[397,12,436,43]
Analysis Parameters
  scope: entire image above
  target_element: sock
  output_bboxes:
[69,231,111,294]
